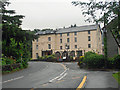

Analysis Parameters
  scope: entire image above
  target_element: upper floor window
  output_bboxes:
[88,44,91,48]
[75,45,77,49]
[88,31,90,34]
[67,33,69,36]
[74,32,77,35]
[60,33,62,37]
[60,39,62,43]
[75,37,77,42]
[48,37,51,41]
[67,38,70,43]
[36,45,38,49]
[60,46,62,50]
[88,36,91,41]
[65,45,70,49]
[68,45,70,49]
[48,44,51,49]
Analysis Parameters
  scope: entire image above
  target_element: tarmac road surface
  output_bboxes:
[2,61,119,90]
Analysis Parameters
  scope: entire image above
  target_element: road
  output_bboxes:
[2,62,119,90]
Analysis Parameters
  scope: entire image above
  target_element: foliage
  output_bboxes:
[72,0,119,24]
[113,55,120,69]
[1,1,37,70]
[77,56,84,67]
[107,55,120,69]
[35,54,57,62]
[113,72,120,85]
[78,51,120,69]
[107,57,114,69]
[83,52,105,69]
[77,51,105,69]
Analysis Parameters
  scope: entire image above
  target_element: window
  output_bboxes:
[36,53,38,59]
[60,33,62,37]
[48,44,51,49]
[75,45,77,49]
[67,45,70,49]
[60,39,62,43]
[60,46,62,50]
[75,37,77,42]
[88,36,91,41]
[88,31,90,34]
[36,45,38,49]
[88,44,91,48]
[67,38,70,43]
[36,38,38,42]
[74,32,77,35]
[67,33,69,36]
[48,37,51,41]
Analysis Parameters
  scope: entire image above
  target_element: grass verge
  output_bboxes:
[112,72,120,85]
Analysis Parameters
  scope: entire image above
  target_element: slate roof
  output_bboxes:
[35,24,98,35]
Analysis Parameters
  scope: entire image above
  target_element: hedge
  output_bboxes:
[2,63,21,71]
[78,51,120,69]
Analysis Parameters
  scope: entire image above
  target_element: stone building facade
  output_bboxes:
[32,24,103,59]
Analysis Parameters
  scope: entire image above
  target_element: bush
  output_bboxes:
[46,54,57,62]
[22,58,28,68]
[107,57,114,69]
[107,55,120,69]
[77,56,85,68]
[85,54,105,69]
[78,51,105,69]
[113,55,120,69]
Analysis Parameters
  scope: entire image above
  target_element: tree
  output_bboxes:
[1,1,37,66]
[72,0,119,25]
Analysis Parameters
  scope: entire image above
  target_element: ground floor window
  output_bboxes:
[77,50,82,57]
[36,53,38,59]
[70,51,75,57]
[42,50,52,56]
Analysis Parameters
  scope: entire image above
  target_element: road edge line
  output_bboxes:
[59,63,67,70]
[76,75,87,90]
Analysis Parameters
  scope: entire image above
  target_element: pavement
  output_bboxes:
[2,61,119,90]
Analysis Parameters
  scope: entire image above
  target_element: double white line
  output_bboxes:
[49,64,68,83]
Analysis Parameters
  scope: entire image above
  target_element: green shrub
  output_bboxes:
[81,52,105,69]
[84,51,96,58]
[77,56,85,68]
[22,58,28,68]
[46,54,57,62]
[107,57,114,69]
[20,64,24,69]
[113,55,120,69]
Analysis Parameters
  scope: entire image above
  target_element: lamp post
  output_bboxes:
[78,47,81,57]
[65,44,69,59]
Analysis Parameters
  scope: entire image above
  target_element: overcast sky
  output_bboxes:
[7,0,94,30]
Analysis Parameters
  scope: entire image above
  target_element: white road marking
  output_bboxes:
[49,64,69,83]
[57,73,67,80]
[2,76,24,83]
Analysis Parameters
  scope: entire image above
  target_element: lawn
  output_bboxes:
[113,72,120,85]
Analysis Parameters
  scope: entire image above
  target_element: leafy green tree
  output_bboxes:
[72,0,119,24]
[1,1,37,67]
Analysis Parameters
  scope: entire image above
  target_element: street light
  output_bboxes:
[65,44,69,59]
